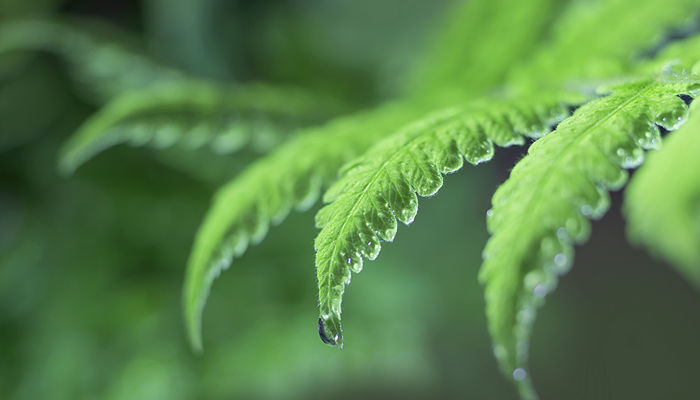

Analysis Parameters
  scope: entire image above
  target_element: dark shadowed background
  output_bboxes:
[1,0,700,399]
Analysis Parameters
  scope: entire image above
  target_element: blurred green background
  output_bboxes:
[2,0,700,399]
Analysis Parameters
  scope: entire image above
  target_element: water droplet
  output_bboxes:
[556,227,567,240]
[512,368,527,381]
[580,204,593,217]
[655,100,689,131]
[318,317,338,346]
[634,122,661,150]
[534,284,548,298]
[554,253,567,268]
[348,255,363,273]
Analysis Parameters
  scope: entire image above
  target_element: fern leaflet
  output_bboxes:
[625,100,700,286]
[479,74,699,399]
[58,81,342,175]
[313,94,573,347]
[183,102,429,351]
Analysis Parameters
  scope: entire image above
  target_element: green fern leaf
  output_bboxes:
[183,102,427,351]
[0,18,182,102]
[625,100,700,286]
[58,81,342,175]
[313,94,574,347]
[480,75,699,399]
[510,0,700,90]
[406,0,565,98]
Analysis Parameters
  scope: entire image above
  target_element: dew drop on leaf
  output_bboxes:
[512,368,527,381]
[533,284,548,298]
[580,204,593,217]
[554,252,568,268]
[655,101,689,131]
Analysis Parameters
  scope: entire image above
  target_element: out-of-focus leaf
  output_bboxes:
[58,81,345,175]
[0,18,183,102]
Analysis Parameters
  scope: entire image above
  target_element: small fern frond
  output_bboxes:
[625,100,700,286]
[183,103,426,352]
[0,18,182,102]
[58,81,342,175]
[479,75,699,399]
[313,94,574,347]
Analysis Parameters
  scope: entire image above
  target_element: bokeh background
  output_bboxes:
[2,0,700,399]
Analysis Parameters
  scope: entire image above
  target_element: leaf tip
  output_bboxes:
[185,304,205,354]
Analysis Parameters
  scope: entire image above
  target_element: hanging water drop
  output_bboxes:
[318,317,338,346]
[512,368,527,381]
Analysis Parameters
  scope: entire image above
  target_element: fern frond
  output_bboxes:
[0,18,182,102]
[636,33,700,75]
[406,0,565,98]
[479,75,700,399]
[510,0,700,91]
[625,100,700,286]
[58,81,342,175]
[183,102,427,352]
[313,94,574,347]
